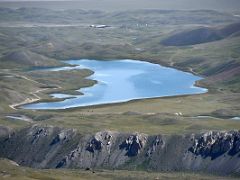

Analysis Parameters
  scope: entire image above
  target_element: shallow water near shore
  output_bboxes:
[21,59,207,110]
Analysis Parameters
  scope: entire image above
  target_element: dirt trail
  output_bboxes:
[5,72,62,110]
[6,115,33,123]
[9,88,49,110]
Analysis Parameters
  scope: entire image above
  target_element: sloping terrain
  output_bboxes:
[0,125,239,175]
[0,50,64,69]
[1,158,237,180]
[161,22,240,46]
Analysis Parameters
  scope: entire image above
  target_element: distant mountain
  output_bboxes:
[161,22,240,46]
[0,0,240,12]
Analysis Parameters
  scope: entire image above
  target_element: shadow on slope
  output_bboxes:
[161,22,240,46]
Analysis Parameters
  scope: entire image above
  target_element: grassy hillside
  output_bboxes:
[0,158,238,180]
[0,49,64,69]
[161,22,240,46]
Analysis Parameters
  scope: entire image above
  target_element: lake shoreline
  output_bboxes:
[20,59,208,110]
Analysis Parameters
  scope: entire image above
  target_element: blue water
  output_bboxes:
[21,59,207,109]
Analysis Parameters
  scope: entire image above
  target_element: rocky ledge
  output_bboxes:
[189,131,240,159]
[0,125,239,175]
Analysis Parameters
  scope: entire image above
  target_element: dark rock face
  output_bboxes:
[0,125,240,175]
[56,158,67,168]
[50,131,68,145]
[31,128,48,144]
[146,136,165,157]
[0,125,78,168]
[229,135,240,156]
[86,138,102,153]
[189,131,240,159]
[119,134,147,157]
[55,131,125,169]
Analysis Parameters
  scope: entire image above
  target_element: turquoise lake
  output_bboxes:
[21,59,207,109]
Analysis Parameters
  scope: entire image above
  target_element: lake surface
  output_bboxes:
[21,59,207,110]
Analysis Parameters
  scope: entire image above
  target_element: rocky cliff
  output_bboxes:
[0,125,239,175]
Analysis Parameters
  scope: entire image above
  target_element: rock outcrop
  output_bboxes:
[146,135,165,157]
[0,125,239,175]
[189,131,240,159]
[119,133,147,157]
[0,126,12,139]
